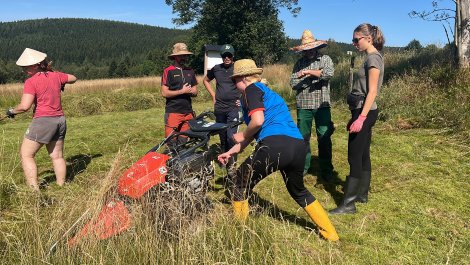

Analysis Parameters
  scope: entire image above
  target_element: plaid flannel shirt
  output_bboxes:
[290,54,334,109]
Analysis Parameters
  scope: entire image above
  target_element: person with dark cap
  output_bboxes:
[161,43,198,143]
[290,29,336,182]
[203,44,241,184]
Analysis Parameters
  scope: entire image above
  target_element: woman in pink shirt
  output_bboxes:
[6,48,77,191]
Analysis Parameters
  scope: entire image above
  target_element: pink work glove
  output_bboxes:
[349,115,367,133]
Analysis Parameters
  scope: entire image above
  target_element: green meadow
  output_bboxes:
[0,48,469,264]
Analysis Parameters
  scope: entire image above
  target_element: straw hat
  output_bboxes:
[16,48,47,66]
[290,30,327,52]
[168,43,193,59]
[231,59,263,78]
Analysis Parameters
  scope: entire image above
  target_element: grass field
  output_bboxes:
[1,50,469,264]
[0,99,468,264]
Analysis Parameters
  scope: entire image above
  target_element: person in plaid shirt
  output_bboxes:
[290,29,335,182]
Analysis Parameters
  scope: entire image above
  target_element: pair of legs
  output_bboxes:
[233,135,314,206]
[22,116,67,191]
[164,112,195,137]
[214,109,241,181]
[214,109,241,153]
[21,138,66,191]
[232,135,339,240]
[330,109,378,214]
[164,112,194,144]
[296,107,334,178]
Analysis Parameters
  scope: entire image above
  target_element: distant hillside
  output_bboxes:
[0,18,192,82]
[0,18,190,65]
[0,18,404,83]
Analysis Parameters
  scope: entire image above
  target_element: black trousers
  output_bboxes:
[348,109,378,179]
[214,109,241,152]
[233,135,316,208]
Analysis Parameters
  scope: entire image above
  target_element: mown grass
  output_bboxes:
[1,48,469,264]
[0,102,469,264]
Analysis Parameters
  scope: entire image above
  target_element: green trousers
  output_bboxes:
[296,108,334,176]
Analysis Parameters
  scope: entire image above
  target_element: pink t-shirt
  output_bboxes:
[23,71,69,118]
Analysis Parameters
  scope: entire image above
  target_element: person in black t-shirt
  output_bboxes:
[161,43,198,141]
[203,44,241,184]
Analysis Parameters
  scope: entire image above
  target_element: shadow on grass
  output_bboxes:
[250,192,319,232]
[307,155,345,205]
[39,153,102,188]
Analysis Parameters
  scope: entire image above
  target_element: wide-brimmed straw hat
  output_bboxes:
[168,43,193,59]
[290,29,327,52]
[231,59,263,78]
[16,48,47,66]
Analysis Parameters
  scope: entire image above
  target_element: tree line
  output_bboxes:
[0,18,188,83]
[0,17,432,84]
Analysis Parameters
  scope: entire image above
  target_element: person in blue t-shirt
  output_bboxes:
[217,59,339,241]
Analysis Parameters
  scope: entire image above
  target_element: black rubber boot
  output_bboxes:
[356,171,371,203]
[329,176,360,214]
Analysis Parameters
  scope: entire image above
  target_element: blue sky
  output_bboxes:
[0,0,455,47]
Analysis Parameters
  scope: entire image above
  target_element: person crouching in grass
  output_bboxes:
[217,59,339,241]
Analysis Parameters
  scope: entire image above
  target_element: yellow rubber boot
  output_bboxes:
[232,200,249,222]
[304,200,339,241]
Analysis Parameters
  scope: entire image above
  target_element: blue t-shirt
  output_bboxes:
[241,82,302,141]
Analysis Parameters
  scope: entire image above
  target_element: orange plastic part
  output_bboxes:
[68,199,132,246]
[117,152,170,199]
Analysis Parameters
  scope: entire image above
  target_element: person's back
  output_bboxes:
[241,82,301,141]
[24,71,69,117]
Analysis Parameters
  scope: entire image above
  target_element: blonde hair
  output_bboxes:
[244,74,261,83]
[354,23,385,51]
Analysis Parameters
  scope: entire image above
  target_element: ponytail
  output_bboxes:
[354,23,385,51]
[38,60,54,72]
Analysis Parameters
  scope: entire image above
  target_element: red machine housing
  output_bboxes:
[117,152,170,198]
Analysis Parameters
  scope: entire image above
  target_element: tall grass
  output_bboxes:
[1,106,468,264]
[0,76,213,118]
[2,47,467,137]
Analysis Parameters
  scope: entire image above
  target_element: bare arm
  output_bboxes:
[202,76,215,103]
[190,84,198,97]
[233,110,263,150]
[161,83,195,98]
[12,94,35,114]
[67,74,77,84]
[360,67,380,116]
[241,110,263,142]
[218,110,263,163]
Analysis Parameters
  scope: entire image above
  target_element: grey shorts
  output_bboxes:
[25,116,67,144]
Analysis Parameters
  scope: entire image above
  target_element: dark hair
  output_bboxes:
[354,23,385,51]
[38,60,54,72]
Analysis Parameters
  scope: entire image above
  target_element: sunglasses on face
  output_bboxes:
[222,53,233,59]
[352,36,365,44]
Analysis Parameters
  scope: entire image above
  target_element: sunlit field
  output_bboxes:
[1,49,469,264]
